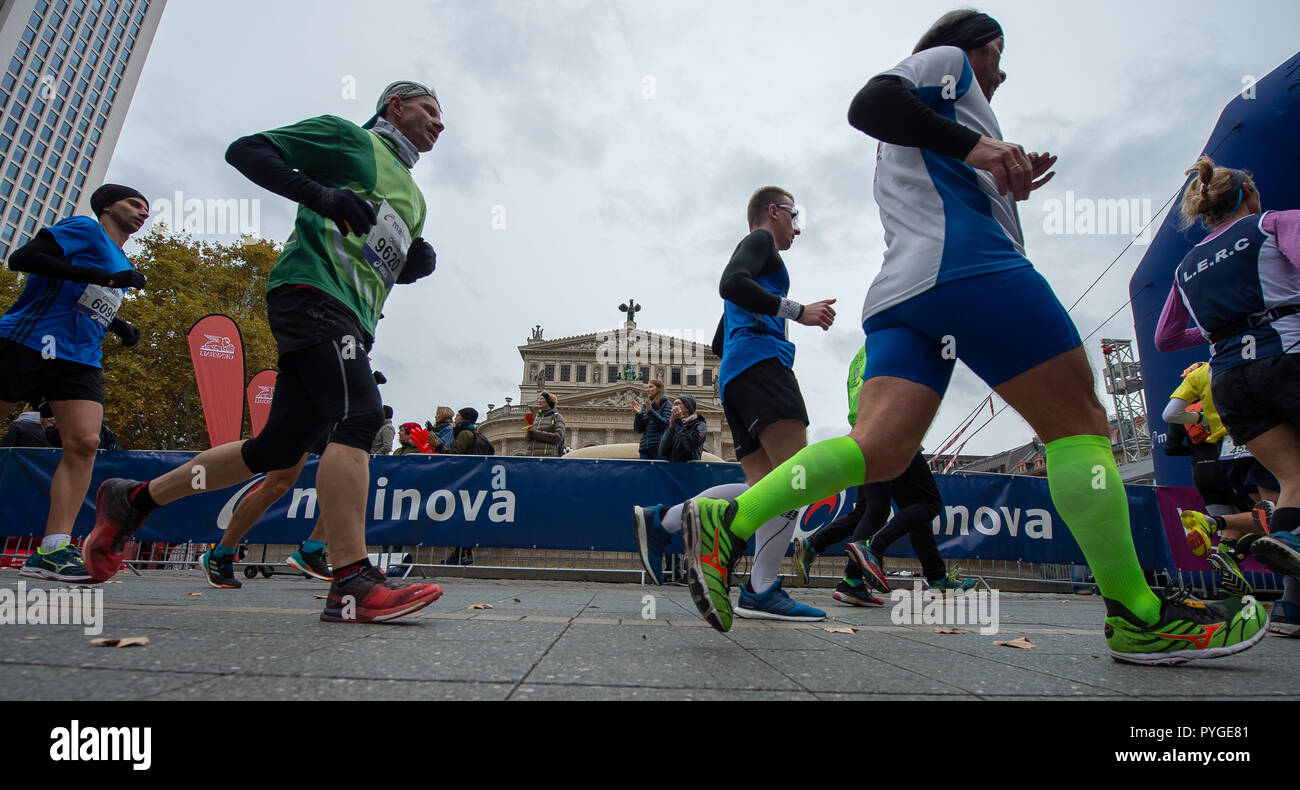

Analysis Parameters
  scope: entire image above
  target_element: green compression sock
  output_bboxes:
[1046,435,1160,624]
[731,436,866,541]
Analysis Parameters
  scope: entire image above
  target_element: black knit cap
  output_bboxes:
[90,184,148,215]
[458,407,479,423]
[914,12,1003,53]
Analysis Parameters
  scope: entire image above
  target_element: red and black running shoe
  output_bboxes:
[320,566,443,623]
[84,479,150,582]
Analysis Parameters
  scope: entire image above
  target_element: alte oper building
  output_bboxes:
[477,303,734,460]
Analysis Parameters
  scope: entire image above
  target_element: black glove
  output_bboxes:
[313,188,377,236]
[108,270,147,289]
[108,318,141,347]
[425,420,436,433]
[373,370,387,385]
[396,238,436,284]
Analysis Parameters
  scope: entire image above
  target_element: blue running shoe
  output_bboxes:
[633,504,671,586]
[1269,600,1300,638]
[1251,531,1300,578]
[19,543,95,583]
[735,578,826,622]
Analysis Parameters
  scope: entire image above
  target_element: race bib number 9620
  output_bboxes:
[361,199,412,288]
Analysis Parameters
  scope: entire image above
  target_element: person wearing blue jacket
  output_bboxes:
[632,379,672,460]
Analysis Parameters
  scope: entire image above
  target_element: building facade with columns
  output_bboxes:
[477,313,735,460]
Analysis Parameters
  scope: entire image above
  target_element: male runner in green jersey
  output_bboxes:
[84,82,445,623]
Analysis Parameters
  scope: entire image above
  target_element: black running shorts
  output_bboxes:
[0,338,104,405]
[721,357,808,461]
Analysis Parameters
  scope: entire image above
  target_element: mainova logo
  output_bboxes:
[253,385,275,404]
[791,492,846,543]
[198,334,237,359]
[282,465,517,524]
[217,475,268,531]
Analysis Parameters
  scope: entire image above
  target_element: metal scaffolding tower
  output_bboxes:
[1100,338,1149,464]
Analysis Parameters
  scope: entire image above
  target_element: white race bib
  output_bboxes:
[360,200,411,288]
[75,284,122,329]
[1219,434,1253,460]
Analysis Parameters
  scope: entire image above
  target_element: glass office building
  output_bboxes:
[0,0,165,261]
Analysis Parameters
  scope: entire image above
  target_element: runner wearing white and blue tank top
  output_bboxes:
[1155,156,1300,599]
[676,11,1268,665]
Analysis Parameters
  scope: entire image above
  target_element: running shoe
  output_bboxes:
[736,578,826,621]
[83,478,149,582]
[19,543,95,583]
[1208,540,1253,597]
[791,535,817,586]
[199,548,241,589]
[929,566,979,594]
[1104,591,1268,665]
[286,544,331,581]
[1251,530,1300,578]
[832,579,883,607]
[1267,601,1300,637]
[632,504,671,586]
[1252,500,1274,534]
[681,497,741,632]
[319,566,443,623]
[1180,509,1217,558]
[844,540,889,594]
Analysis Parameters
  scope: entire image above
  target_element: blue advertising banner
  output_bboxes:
[1,450,1176,569]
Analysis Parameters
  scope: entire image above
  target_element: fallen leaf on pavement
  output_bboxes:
[468,603,494,610]
[824,626,856,634]
[90,637,149,648]
[994,637,1036,650]
[514,599,521,603]
[188,592,202,596]
[105,580,122,584]
[312,595,327,600]
[933,627,965,634]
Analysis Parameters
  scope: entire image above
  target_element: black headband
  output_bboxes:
[90,184,148,215]
[917,12,1003,53]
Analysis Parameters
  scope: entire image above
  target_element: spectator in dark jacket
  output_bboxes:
[632,379,672,460]
[527,391,566,457]
[0,403,49,448]
[442,408,483,455]
[43,415,118,451]
[659,395,708,462]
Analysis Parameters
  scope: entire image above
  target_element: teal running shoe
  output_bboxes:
[19,543,95,583]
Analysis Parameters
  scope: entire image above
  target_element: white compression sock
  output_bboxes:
[41,534,71,553]
[749,510,799,594]
[660,483,750,534]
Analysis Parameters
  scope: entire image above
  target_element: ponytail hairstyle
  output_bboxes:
[1178,155,1255,231]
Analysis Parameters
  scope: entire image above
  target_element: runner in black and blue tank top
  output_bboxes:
[1155,156,1300,605]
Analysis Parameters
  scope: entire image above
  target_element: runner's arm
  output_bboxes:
[1163,398,1198,425]
[8,231,114,285]
[225,134,333,209]
[718,232,802,319]
[1153,285,1206,352]
[847,75,981,159]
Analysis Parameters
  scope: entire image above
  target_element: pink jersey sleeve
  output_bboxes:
[1262,210,1300,269]
[1154,283,1206,352]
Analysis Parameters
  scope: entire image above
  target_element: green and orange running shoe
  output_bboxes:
[681,497,742,633]
[1104,590,1268,666]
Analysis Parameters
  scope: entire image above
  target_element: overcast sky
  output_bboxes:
[105,0,1300,456]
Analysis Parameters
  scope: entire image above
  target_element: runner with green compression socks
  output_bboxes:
[680,10,1267,663]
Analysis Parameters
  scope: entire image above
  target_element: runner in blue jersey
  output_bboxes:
[0,184,149,582]
[1155,155,1300,627]
[632,185,836,621]
[675,10,1268,665]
